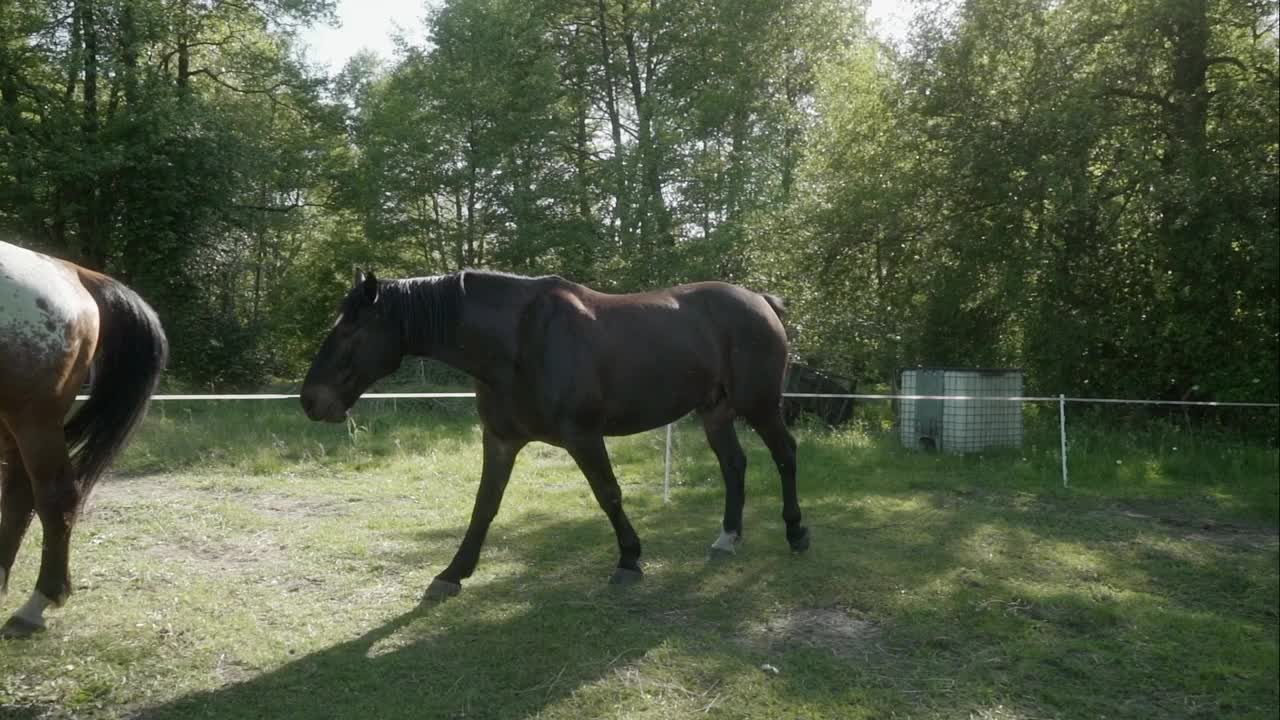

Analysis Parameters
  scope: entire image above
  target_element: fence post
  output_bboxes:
[663,423,673,504]
[1059,393,1069,488]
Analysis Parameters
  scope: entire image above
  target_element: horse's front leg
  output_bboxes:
[566,436,643,585]
[425,430,523,602]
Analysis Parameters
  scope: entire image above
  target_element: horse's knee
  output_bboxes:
[472,503,500,526]
[778,429,797,457]
[775,456,796,478]
[725,448,747,479]
[34,480,82,527]
[774,434,797,474]
[596,485,624,514]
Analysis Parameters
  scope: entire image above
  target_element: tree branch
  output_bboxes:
[1205,55,1248,73]
[160,32,243,66]
[1099,87,1173,111]
[233,200,339,213]
[187,68,293,95]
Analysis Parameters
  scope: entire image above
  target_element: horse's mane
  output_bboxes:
[381,273,466,354]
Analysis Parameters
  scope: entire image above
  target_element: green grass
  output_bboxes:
[1,400,1276,719]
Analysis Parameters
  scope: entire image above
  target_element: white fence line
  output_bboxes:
[75,391,1280,408]
[82,389,1274,500]
[775,393,1279,408]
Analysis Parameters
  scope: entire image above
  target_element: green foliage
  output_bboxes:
[0,0,338,385]
[1,0,1274,403]
[759,0,1279,402]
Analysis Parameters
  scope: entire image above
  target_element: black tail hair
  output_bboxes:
[64,270,168,487]
[762,293,787,321]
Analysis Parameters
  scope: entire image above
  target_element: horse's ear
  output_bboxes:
[362,271,379,303]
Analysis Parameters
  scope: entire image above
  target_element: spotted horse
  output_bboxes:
[0,239,167,638]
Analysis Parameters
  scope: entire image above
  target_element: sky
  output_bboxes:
[298,0,918,72]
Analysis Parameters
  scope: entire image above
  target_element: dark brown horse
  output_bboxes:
[301,269,809,601]
[784,362,856,427]
[0,240,167,637]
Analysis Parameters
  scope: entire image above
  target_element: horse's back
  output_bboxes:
[0,241,99,406]
[530,278,790,433]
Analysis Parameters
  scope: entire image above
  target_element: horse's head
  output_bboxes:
[301,270,403,423]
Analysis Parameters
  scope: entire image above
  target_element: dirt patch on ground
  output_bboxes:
[1182,523,1278,551]
[87,475,198,510]
[1115,505,1279,551]
[88,475,355,522]
[140,530,290,578]
[82,474,345,586]
[252,492,356,520]
[741,607,881,659]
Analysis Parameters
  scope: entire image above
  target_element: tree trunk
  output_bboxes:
[595,0,629,248]
[1158,0,1220,396]
[119,0,140,108]
[77,0,104,268]
[780,64,799,201]
[465,129,478,266]
[620,0,668,275]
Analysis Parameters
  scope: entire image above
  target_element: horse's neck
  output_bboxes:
[417,272,533,386]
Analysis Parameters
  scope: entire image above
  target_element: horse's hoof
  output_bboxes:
[0,616,45,640]
[608,567,643,586]
[788,526,811,553]
[423,578,462,602]
[709,530,742,560]
[708,546,737,561]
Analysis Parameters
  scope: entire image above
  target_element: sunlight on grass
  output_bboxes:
[1,404,1276,719]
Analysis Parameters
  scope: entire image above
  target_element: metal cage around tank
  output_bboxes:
[897,367,1025,454]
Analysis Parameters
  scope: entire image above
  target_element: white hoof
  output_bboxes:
[710,529,742,554]
[13,591,53,629]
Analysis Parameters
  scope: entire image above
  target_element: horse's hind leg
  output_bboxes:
[0,424,36,600]
[745,409,810,553]
[1,417,81,638]
[566,436,643,584]
[700,407,747,557]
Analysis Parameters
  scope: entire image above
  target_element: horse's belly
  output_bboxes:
[601,405,693,436]
[598,364,717,436]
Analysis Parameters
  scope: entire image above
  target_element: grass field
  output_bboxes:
[1,399,1276,719]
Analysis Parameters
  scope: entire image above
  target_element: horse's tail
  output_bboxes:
[761,293,793,404]
[64,269,168,488]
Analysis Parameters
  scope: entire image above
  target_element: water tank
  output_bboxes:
[898,367,1024,453]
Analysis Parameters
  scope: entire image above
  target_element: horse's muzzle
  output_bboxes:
[300,385,348,423]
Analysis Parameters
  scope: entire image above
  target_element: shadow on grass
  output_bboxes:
[80,404,1278,719]
[122,440,1278,720]
[127,510,847,720]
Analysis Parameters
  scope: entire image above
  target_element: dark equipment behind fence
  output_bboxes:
[783,363,856,427]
